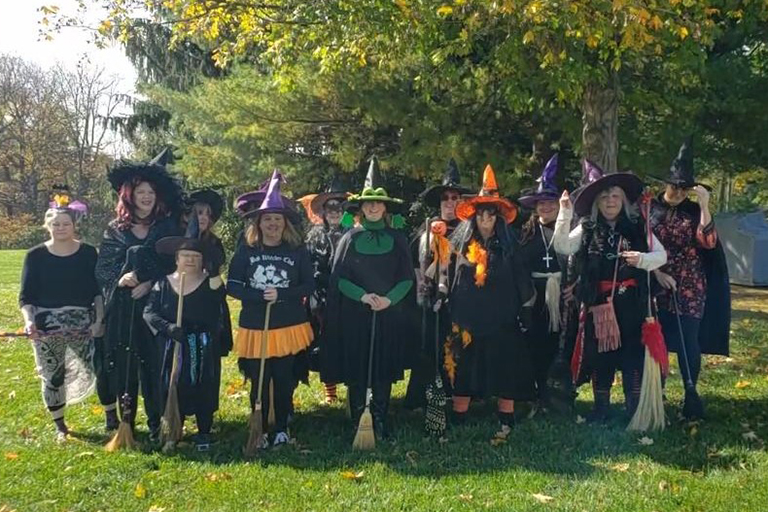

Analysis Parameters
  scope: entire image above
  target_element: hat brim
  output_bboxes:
[241,206,301,225]
[421,185,473,207]
[107,162,183,214]
[518,191,561,209]
[189,189,224,222]
[347,194,404,213]
[648,175,713,192]
[455,196,518,224]
[310,192,350,217]
[155,236,204,256]
[573,173,645,218]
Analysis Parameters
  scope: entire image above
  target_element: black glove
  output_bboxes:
[168,325,186,343]
[519,306,533,333]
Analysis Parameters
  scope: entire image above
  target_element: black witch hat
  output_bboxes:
[107,148,183,214]
[664,136,709,189]
[156,213,203,256]
[347,156,403,207]
[188,188,225,223]
[421,158,472,207]
[310,174,351,216]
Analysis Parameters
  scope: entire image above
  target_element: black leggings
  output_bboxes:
[242,355,295,433]
[658,309,702,387]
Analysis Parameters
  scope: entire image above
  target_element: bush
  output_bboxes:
[0,214,46,250]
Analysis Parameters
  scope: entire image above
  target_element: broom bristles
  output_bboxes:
[627,347,666,432]
[160,386,183,446]
[244,405,264,457]
[352,407,375,451]
[105,421,138,452]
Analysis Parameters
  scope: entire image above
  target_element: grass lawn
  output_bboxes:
[1,248,767,511]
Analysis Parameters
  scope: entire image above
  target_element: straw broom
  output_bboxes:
[628,197,669,432]
[244,301,273,457]
[161,272,186,451]
[353,311,377,450]
[106,300,140,452]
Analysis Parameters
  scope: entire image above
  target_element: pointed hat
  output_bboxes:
[455,164,518,224]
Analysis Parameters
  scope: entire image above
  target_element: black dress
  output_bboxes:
[143,277,223,422]
[201,234,233,356]
[95,217,179,429]
[446,226,535,401]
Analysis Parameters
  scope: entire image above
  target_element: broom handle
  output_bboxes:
[671,290,696,391]
[255,301,273,404]
[365,311,377,406]
[169,272,186,383]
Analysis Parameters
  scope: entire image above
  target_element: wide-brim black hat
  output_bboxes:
[189,188,224,222]
[107,160,183,213]
[155,237,204,255]
[310,191,350,217]
[573,172,645,218]
[421,158,471,207]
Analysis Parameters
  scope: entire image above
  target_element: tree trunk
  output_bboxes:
[582,76,619,174]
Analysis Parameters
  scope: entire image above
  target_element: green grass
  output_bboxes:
[1,248,767,511]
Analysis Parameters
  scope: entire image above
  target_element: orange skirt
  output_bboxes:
[235,322,313,359]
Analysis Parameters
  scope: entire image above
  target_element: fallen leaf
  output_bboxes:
[405,450,418,466]
[735,381,751,389]
[531,493,554,503]
[148,506,166,512]
[75,451,95,458]
[3,453,19,461]
[340,470,364,481]
[742,431,761,442]
[17,428,31,439]
[490,437,506,446]
[612,463,630,472]
[205,472,233,482]
[91,405,104,416]
[7,391,15,400]
[638,436,654,446]
[688,425,698,437]
[658,480,669,491]
[135,482,147,499]
[458,494,473,502]
[575,415,586,424]
[299,449,313,455]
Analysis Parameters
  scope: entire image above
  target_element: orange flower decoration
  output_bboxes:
[466,240,488,287]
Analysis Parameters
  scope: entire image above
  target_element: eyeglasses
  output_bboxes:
[324,201,342,212]
[441,193,460,202]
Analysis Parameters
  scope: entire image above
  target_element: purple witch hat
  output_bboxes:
[572,159,644,217]
[519,154,561,208]
[241,170,300,223]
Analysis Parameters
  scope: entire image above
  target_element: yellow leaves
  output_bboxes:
[4,452,19,461]
[677,26,689,40]
[98,19,114,36]
[586,35,600,49]
[611,463,630,472]
[735,380,751,389]
[340,470,365,481]
[91,405,104,416]
[205,472,233,482]
[458,493,473,502]
[612,0,624,11]
[437,5,453,16]
[523,30,535,44]
[134,482,147,499]
[649,15,663,31]
[39,5,60,15]
[147,506,166,512]
[531,493,555,504]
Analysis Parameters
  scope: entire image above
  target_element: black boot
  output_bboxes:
[587,389,611,423]
[682,389,705,420]
[105,408,119,432]
[348,384,366,429]
[372,382,392,441]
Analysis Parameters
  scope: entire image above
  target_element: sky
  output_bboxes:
[0,0,137,93]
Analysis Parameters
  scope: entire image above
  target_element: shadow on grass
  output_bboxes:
[154,393,768,480]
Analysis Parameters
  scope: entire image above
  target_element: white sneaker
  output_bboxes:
[272,431,290,447]
[257,433,270,450]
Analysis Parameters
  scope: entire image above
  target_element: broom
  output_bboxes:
[672,290,704,420]
[424,234,447,438]
[628,196,669,432]
[352,311,377,450]
[105,300,140,452]
[244,301,273,457]
[161,272,186,451]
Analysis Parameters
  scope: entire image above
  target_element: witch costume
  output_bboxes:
[553,162,667,422]
[518,154,566,408]
[650,138,730,419]
[404,158,470,410]
[19,190,98,438]
[227,171,314,446]
[304,176,350,401]
[143,218,224,448]
[322,157,417,439]
[444,165,535,431]
[95,158,183,438]
[188,188,233,356]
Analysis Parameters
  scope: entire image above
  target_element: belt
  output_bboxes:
[598,278,638,294]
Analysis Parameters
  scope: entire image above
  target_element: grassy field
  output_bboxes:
[1,248,767,512]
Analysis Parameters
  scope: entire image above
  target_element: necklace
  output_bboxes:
[540,223,555,269]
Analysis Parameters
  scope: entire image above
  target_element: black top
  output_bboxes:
[519,222,563,274]
[227,242,314,330]
[19,243,100,308]
[143,276,222,336]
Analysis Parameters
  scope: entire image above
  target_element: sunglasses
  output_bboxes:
[441,193,461,202]
[324,201,343,212]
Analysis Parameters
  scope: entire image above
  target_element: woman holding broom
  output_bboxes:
[95,157,183,446]
[227,171,314,449]
[553,161,666,423]
[444,165,535,439]
[144,217,224,451]
[322,157,416,444]
[19,188,101,443]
